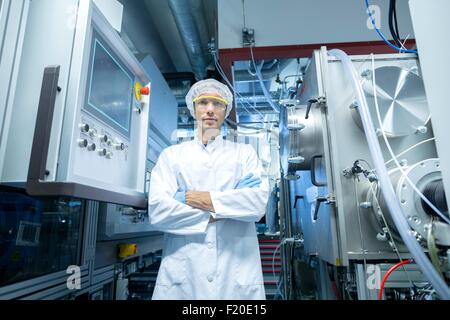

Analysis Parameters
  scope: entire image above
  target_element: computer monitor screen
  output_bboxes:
[85,31,134,137]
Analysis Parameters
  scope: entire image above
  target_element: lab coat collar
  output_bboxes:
[194,133,224,151]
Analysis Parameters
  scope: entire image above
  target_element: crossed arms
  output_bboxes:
[148,146,269,235]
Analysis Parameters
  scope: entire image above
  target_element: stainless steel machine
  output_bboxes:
[279,47,449,299]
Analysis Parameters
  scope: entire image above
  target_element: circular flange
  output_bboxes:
[352,66,430,137]
[396,159,450,246]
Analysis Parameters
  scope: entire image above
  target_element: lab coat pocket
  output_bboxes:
[235,263,264,286]
[157,254,187,286]
[234,233,264,286]
[157,236,187,286]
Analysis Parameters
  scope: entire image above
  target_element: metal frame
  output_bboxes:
[83,200,99,287]
[83,30,135,139]
[0,197,101,300]
[0,266,89,300]
[355,262,427,300]
[97,202,161,240]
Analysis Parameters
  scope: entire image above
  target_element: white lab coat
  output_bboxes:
[148,136,269,300]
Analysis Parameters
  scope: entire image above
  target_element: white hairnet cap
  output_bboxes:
[185,79,233,119]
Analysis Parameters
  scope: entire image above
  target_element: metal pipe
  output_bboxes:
[168,0,207,80]
[279,176,293,299]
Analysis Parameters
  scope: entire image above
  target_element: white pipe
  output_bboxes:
[328,49,450,299]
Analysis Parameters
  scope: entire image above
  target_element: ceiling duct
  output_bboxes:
[168,0,207,80]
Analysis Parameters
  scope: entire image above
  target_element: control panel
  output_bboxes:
[77,117,129,162]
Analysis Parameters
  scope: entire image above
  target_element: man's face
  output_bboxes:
[194,93,227,131]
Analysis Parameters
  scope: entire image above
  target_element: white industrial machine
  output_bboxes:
[0,0,150,207]
[0,0,30,165]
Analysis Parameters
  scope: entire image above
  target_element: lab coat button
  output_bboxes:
[207,275,214,282]
[207,242,213,249]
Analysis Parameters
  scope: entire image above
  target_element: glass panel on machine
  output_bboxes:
[85,31,134,138]
[0,190,84,287]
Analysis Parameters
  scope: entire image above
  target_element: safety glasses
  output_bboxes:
[193,95,228,111]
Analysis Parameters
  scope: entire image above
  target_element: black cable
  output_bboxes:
[388,0,403,47]
[392,0,401,42]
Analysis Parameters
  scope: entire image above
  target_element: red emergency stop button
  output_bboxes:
[140,87,150,95]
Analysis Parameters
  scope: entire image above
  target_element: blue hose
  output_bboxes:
[364,0,418,54]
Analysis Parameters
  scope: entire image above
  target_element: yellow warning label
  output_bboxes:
[134,81,143,102]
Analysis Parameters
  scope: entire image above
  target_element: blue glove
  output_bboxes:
[235,173,261,189]
[174,188,186,204]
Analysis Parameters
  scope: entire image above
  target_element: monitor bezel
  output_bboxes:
[83,28,135,139]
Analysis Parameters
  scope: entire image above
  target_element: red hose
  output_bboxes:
[378,259,413,300]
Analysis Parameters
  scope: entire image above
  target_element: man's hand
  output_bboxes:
[174,188,186,204]
[185,191,215,212]
[235,173,261,189]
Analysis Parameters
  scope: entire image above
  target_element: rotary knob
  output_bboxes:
[114,142,125,151]
[78,139,88,148]
[99,134,108,143]
[88,128,97,137]
[79,123,89,133]
[87,143,96,151]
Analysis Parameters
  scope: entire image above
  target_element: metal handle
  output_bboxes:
[305,98,317,119]
[311,155,326,187]
[313,197,327,221]
[294,195,304,209]
[27,66,61,182]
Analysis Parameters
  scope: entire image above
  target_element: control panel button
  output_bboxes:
[88,128,97,137]
[79,123,89,133]
[100,135,108,143]
[106,151,113,159]
[98,148,107,156]
[114,142,125,151]
[140,87,150,96]
[87,143,96,151]
[78,139,88,148]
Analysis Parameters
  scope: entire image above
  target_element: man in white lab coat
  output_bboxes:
[148,79,269,300]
